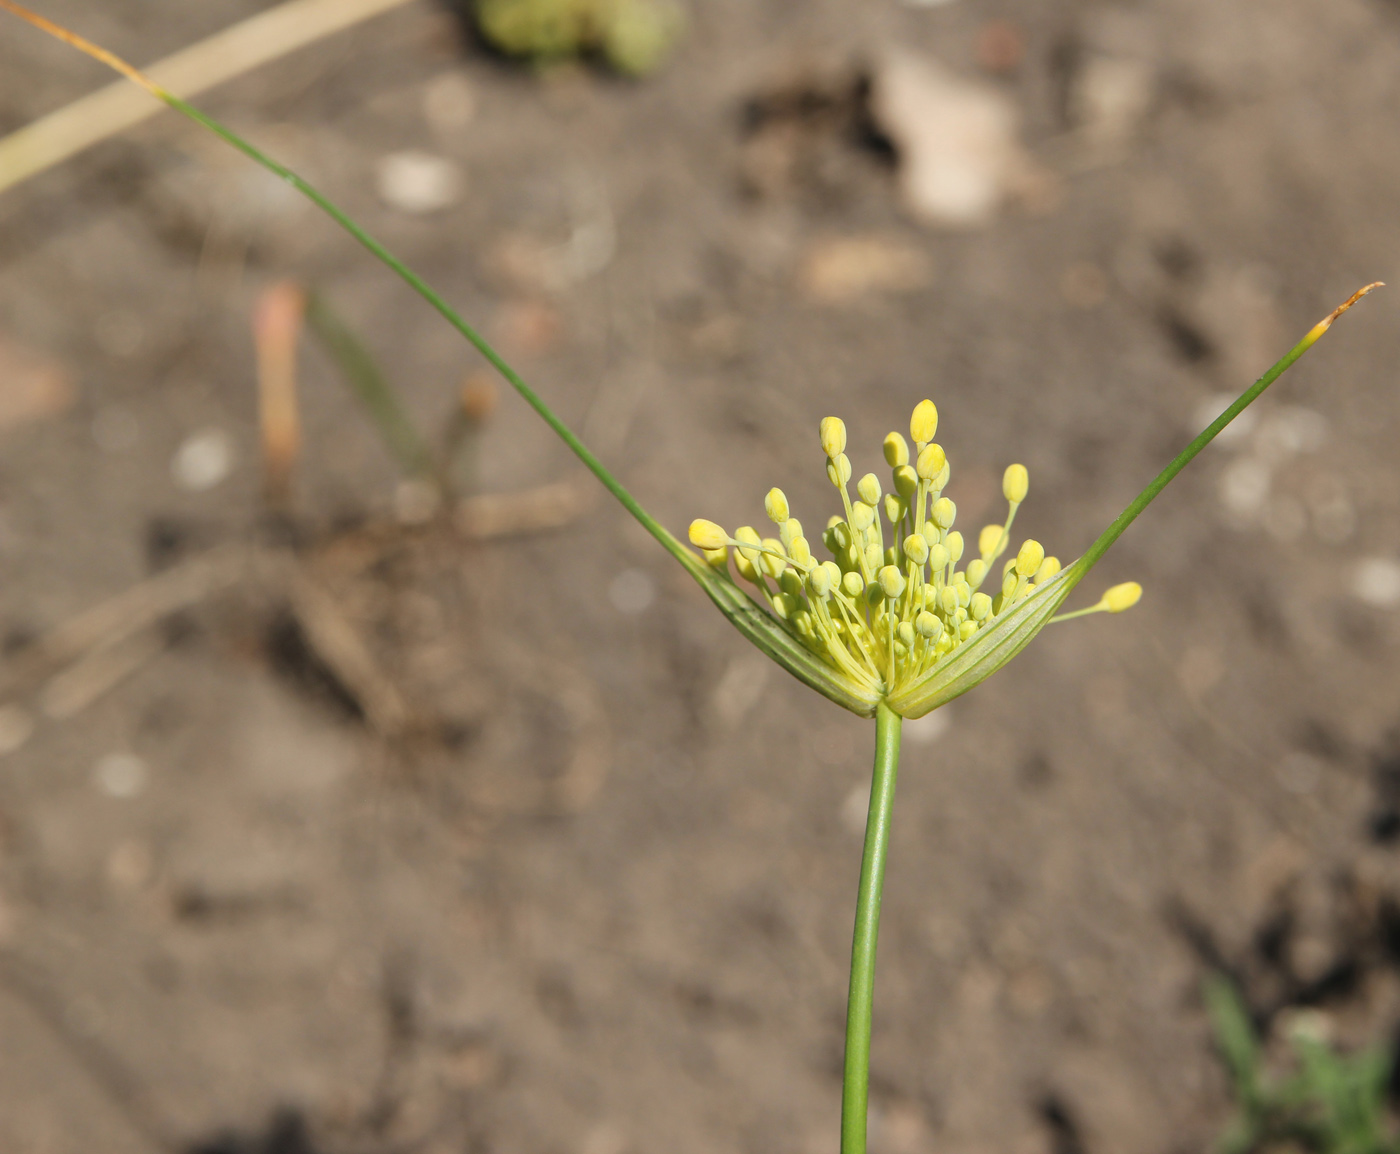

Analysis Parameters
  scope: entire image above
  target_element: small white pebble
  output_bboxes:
[376,150,463,215]
[171,428,232,492]
[0,704,34,754]
[1353,558,1400,608]
[93,753,148,799]
[902,709,950,746]
[608,568,656,614]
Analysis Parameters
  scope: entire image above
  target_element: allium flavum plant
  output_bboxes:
[687,405,1142,718]
[0,5,1382,1153]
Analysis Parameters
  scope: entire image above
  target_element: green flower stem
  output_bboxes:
[842,700,903,1154]
[1075,282,1382,576]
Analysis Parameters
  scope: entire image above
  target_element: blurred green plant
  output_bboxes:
[0,5,1383,1153]
[475,0,683,76]
[1206,975,1400,1154]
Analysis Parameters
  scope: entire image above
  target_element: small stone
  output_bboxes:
[375,150,463,215]
[1353,558,1400,608]
[797,236,934,303]
[870,50,1035,229]
[171,427,233,491]
[93,753,148,799]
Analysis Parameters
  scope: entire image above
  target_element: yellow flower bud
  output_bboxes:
[780,518,803,548]
[1103,581,1143,613]
[966,558,988,588]
[1034,556,1061,583]
[1002,570,1018,598]
[1015,539,1045,577]
[789,536,812,565]
[978,524,1002,557]
[932,497,956,530]
[842,571,865,597]
[779,569,804,597]
[916,443,946,481]
[959,619,980,641]
[878,565,906,600]
[820,416,847,458]
[884,431,910,468]
[903,533,929,566]
[945,530,964,564]
[689,518,728,550]
[897,621,915,648]
[827,453,852,486]
[851,502,876,532]
[760,538,787,578]
[884,493,905,524]
[702,546,728,569]
[808,565,832,599]
[928,543,949,572]
[915,611,942,640]
[864,542,882,572]
[970,591,992,620]
[893,465,918,499]
[939,585,959,615]
[857,473,882,505]
[765,487,790,523]
[734,525,762,563]
[910,399,938,445]
[1003,463,1029,504]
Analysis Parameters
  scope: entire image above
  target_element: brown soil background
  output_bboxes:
[2,2,1400,1152]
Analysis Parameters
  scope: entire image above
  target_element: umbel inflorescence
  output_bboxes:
[689,401,1141,711]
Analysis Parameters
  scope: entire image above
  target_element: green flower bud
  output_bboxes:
[808,566,832,599]
[897,621,915,648]
[779,569,804,597]
[842,571,865,597]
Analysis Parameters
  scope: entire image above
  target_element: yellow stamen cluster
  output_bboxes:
[689,402,1069,699]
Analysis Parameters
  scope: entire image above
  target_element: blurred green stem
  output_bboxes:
[842,701,902,1154]
[303,291,434,479]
